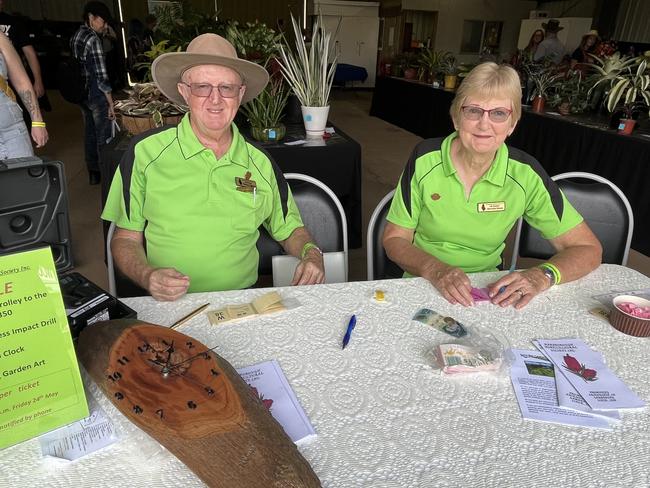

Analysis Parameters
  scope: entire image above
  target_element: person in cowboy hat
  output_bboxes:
[571,29,600,68]
[102,33,325,301]
[534,19,566,64]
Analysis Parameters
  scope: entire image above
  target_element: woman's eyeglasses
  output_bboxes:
[461,105,512,123]
[180,82,243,99]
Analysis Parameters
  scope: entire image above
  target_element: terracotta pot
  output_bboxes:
[558,102,570,116]
[617,118,636,135]
[531,96,545,113]
[120,114,183,135]
[403,68,417,80]
[444,74,457,89]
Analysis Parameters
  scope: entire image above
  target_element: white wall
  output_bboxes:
[401,0,537,62]
[537,0,598,19]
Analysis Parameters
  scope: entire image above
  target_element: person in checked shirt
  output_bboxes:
[71,1,115,185]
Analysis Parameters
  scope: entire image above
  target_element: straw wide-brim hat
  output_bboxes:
[542,19,563,33]
[152,33,269,107]
[582,29,601,40]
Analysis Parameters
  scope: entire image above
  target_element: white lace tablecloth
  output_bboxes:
[2,264,650,488]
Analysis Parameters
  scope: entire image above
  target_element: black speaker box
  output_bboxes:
[0,157,73,271]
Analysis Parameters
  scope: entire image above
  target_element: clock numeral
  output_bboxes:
[202,352,210,360]
[210,369,220,376]
[185,341,195,349]
[107,371,122,382]
[142,342,153,351]
[187,401,197,409]
[205,387,215,396]
[133,405,143,414]
[155,409,164,419]
[114,392,124,400]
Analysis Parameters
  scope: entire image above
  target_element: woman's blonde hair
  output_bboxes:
[449,62,522,128]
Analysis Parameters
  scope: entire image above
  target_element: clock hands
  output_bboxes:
[146,358,216,395]
[165,343,221,372]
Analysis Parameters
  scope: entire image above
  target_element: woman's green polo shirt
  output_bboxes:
[387,133,583,273]
[102,115,303,292]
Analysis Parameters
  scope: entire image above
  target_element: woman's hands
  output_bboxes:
[31,125,48,148]
[423,263,474,307]
[487,268,551,309]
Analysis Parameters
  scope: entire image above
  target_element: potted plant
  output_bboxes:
[240,79,290,142]
[524,64,560,112]
[225,20,282,67]
[548,70,591,115]
[277,14,338,137]
[401,52,419,80]
[602,57,650,134]
[114,83,186,135]
[418,49,450,84]
[440,54,458,89]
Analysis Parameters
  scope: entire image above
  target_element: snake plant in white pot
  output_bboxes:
[278,14,338,137]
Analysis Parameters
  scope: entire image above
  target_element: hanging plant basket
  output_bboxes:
[119,113,183,136]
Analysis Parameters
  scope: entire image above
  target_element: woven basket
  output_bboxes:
[119,114,183,135]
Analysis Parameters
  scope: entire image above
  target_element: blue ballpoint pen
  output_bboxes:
[341,315,357,349]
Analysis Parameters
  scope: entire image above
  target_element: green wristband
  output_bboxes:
[301,242,322,260]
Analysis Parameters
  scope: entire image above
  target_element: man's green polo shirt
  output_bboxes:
[387,132,583,273]
[102,115,303,292]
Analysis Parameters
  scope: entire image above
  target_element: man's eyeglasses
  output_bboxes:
[461,105,512,123]
[180,82,243,99]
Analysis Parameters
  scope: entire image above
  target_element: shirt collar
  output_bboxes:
[178,114,249,169]
[441,131,508,187]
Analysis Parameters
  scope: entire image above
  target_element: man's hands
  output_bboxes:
[291,248,325,285]
[145,268,190,301]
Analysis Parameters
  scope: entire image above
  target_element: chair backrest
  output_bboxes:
[257,173,348,282]
[366,190,404,280]
[106,221,118,297]
[510,171,634,269]
[271,251,346,287]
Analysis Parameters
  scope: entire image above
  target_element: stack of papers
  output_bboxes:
[208,292,286,325]
[510,338,645,429]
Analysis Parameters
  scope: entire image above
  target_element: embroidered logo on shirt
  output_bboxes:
[431,193,441,201]
[477,201,506,212]
[235,171,257,192]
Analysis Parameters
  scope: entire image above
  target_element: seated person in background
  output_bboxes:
[383,62,602,309]
[570,30,600,69]
[102,34,324,301]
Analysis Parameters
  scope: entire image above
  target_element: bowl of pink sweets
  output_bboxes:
[610,295,650,337]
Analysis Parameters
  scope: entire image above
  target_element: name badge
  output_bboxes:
[477,201,505,212]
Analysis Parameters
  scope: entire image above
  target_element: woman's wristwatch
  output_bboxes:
[538,263,561,287]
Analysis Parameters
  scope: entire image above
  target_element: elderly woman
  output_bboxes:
[383,62,601,309]
[0,33,48,159]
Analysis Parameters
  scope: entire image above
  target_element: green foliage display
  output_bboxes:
[240,79,289,129]
[225,21,282,66]
[277,14,338,107]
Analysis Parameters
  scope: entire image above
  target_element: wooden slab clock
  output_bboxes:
[77,319,321,487]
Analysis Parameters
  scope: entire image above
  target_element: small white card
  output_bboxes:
[534,339,645,410]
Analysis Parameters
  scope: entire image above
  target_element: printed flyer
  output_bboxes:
[0,248,88,449]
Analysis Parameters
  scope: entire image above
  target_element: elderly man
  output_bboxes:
[102,34,325,301]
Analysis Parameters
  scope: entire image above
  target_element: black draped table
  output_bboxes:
[100,124,362,248]
[370,76,650,255]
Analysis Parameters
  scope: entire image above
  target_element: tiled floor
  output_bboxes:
[38,88,650,291]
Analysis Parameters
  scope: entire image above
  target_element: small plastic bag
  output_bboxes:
[414,309,508,376]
